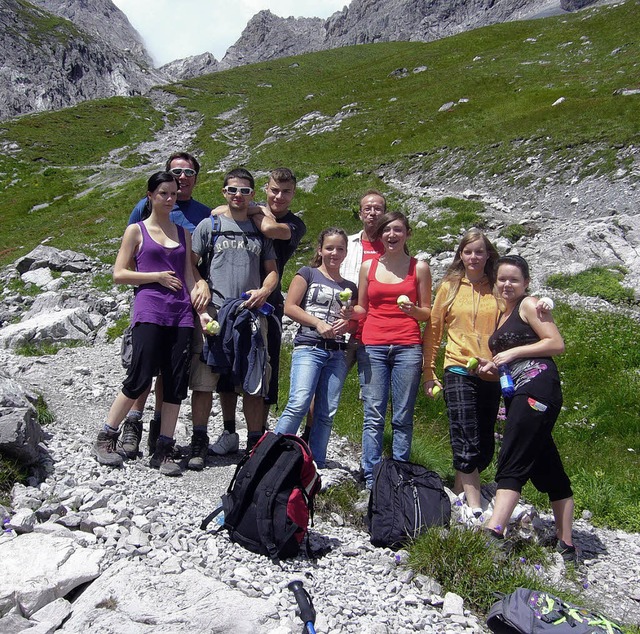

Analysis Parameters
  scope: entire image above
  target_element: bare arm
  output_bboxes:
[398,259,432,322]
[492,296,565,366]
[242,259,279,309]
[352,260,372,320]
[250,206,291,240]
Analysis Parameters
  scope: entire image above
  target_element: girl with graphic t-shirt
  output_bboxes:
[274,228,359,467]
[353,212,432,488]
[93,172,204,476]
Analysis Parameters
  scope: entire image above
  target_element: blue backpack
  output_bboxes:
[487,588,623,634]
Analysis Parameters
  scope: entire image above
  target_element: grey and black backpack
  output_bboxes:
[487,588,623,634]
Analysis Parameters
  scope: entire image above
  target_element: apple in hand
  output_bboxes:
[397,294,410,305]
[206,320,221,335]
[432,385,442,397]
[466,357,479,371]
[338,289,353,302]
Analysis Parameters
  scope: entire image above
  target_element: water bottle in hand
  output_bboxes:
[498,364,515,398]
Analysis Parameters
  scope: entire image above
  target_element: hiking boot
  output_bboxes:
[187,432,210,471]
[483,527,509,561]
[93,431,124,467]
[149,437,182,477]
[211,430,239,455]
[121,418,143,459]
[556,539,578,565]
[147,417,161,455]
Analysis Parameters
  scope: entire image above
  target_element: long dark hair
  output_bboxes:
[141,171,178,220]
[310,227,348,267]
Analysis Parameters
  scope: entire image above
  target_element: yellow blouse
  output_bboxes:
[422,276,500,381]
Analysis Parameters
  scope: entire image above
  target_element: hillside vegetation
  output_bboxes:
[1,1,639,535]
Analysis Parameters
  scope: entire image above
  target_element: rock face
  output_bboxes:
[160,51,219,81]
[0,0,167,121]
[219,0,602,69]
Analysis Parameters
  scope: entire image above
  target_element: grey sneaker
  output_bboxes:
[93,431,124,467]
[121,418,143,459]
[483,527,509,562]
[149,438,182,477]
[187,433,210,471]
[147,417,161,455]
[211,430,239,455]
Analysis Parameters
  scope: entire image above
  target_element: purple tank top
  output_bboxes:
[132,222,194,328]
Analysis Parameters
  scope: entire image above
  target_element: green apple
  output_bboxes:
[338,289,353,302]
[396,294,410,305]
[206,320,221,335]
[432,385,442,397]
[466,357,479,371]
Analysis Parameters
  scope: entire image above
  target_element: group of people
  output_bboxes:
[92,152,575,558]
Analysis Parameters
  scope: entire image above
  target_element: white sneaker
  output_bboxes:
[211,430,239,455]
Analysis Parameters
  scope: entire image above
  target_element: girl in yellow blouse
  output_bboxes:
[422,229,502,517]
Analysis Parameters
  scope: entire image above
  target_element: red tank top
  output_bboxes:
[361,257,421,345]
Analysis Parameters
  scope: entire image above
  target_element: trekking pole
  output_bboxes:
[287,579,317,634]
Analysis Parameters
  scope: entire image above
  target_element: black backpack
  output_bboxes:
[201,432,321,563]
[366,458,451,549]
[487,588,623,634]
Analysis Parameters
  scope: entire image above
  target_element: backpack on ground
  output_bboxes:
[486,588,623,634]
[201,432,321,563]
[366,458,451,549]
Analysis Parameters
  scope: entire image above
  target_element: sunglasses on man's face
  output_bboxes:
[224,186,254,196]
[170,168,196,177]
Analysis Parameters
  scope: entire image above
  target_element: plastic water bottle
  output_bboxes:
[498,364,515,398]
[241,292,274,316]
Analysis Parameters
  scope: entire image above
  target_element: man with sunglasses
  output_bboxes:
[210,168,307,458]
[121,152,211,459]
[189,167,278,464]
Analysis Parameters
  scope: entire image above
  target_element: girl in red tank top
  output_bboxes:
[353,212,432,488]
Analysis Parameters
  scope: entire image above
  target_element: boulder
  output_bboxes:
[59,560,280,633]
[15,246,93,275]
[0,532,104,618]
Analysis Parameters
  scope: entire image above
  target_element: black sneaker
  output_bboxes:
[93,431,124,467]
[121,418,143,459]
[147,417,161,455]
[149,437,182,477]
[556,539,578,565]
[187,432,210,471]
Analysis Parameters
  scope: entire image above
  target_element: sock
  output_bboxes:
[127,410,142,422]
[246,431,262,451]
[103,424,119,435]
[158,434,173,444]
[223,419,236,434]
[153,411,162,423]
[192,427,208,439]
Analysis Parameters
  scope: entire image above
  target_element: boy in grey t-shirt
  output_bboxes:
[188,168,278,467]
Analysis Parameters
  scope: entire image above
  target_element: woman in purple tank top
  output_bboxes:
[93,172,204,476]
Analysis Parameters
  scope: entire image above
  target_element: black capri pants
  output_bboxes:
[122,323,193,405]
[496,392,572,502]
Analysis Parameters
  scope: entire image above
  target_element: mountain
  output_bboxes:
[0,0,167,121]
[219,0,602,69]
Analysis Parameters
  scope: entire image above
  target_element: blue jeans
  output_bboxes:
[358,344,423,487]
[275,345,348,467]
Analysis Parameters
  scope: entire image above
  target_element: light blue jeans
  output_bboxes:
[275,345,349,468]
[358,344,423,487]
